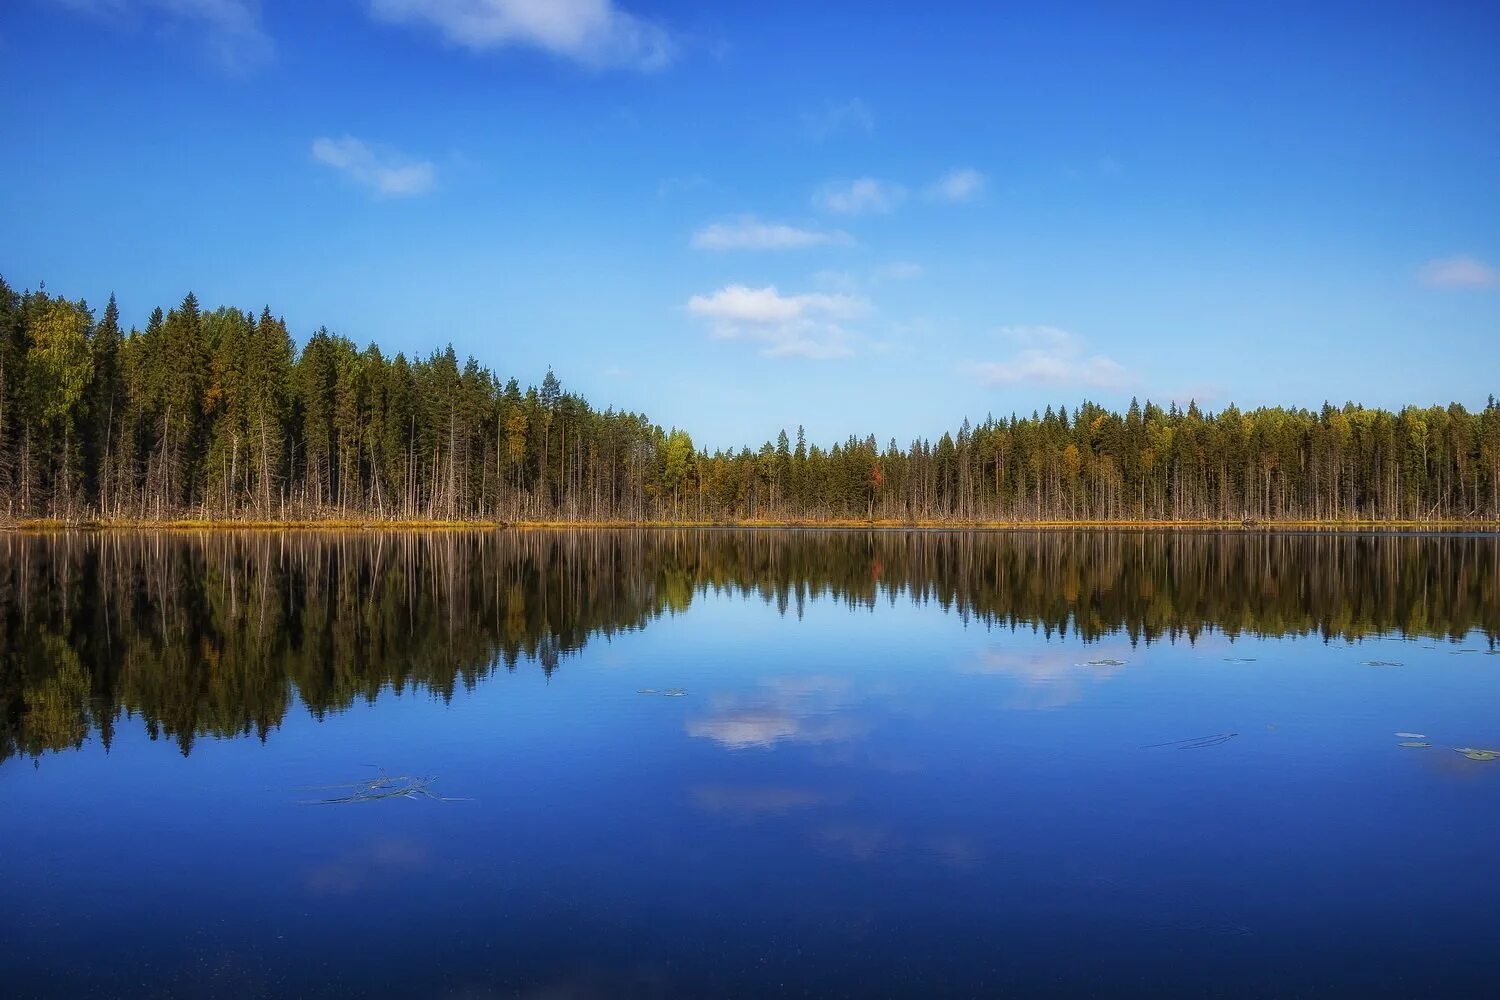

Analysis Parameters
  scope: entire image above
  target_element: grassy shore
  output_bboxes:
[5,516,1497,532]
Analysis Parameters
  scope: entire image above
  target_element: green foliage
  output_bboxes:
[20,293,94,513]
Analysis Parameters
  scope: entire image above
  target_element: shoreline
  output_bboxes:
[4,517,1498,533]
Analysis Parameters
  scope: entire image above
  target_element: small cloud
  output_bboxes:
[925,168,985,203]
[1419,255,1500,289]
[691,216,850,251]
[311,135,436,197]
[51,0,272,73]
[688,286,865,325]
[961,326,1133,388]
[814,177,906,216]
[687,285,869,359]
[367,0,673,71]
[800,98,874,139]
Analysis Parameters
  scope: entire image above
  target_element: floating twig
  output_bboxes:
[1141,733,1238,750]
[296,769,470,804]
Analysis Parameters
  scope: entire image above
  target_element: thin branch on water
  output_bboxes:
[1140,733,1238,750]
[295,770,470,804]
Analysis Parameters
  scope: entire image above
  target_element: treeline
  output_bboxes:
[3,529,1496,761]
[3,277,1499,523]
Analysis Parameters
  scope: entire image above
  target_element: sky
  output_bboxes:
[1,0,1497,449]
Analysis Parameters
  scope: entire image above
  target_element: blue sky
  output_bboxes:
[2,1,1497,448]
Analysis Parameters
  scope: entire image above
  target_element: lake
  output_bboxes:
[2,529,1498,998]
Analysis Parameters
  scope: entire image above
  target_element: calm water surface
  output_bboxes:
[2,529,1498,998]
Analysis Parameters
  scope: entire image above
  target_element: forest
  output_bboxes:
[3,277,1499,524]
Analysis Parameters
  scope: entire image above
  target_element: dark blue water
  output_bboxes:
[1,530,1497,998]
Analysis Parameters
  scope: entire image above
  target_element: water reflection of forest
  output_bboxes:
[2,529,1496,762]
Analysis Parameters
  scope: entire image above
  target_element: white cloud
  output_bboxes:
[962,326,1133,388]
[691,216,850,251]
[311,136,436,197]
[1418,255,1500,289]
[51,0,272,72]
[687,284,869,360]
[925,167,985,203]
[800,98,874,139]
[688,285,866,324]
[814,177,906,216]
[367,0,673,71]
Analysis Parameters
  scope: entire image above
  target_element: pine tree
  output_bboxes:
[85,293,123,514]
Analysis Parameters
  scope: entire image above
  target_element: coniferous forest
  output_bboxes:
[3,277,1499,525]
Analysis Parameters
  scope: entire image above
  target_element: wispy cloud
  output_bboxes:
[1418,255,1500,289]
[367,0,673,71]
[800,98,874,139]
[311,136,436,197]
[814,177,906,216]
[687,284,869,360]
[50,0,272,73]
[961,326,1133,388]
[925,167,985,203]
[691,216,850,251]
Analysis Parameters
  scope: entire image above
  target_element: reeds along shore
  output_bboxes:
[6,516,1499,533]
[5,278,1500,526]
